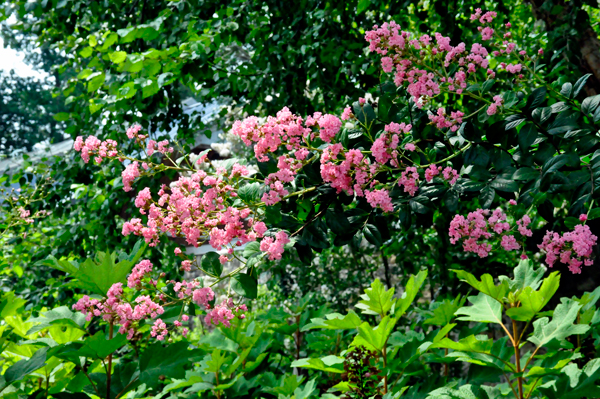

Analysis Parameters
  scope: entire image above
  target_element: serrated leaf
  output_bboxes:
[301,311,362,331]
[528,298,590,348]
[291,356,344,373]
[395,270,427,318]
[453,270,509,302]
[455,292,503,324]
[506,272,560,322]
[356,279,394,317]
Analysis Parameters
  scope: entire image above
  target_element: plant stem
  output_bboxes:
[382,346,388,394]
[107,321,114,399]
[512,320,523,399]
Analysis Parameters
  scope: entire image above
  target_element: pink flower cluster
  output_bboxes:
[18,207,34,224]
[424,165,460,185]
[74,136,118,164]
[538,221,597,274]
[259,231,290,260]
[127,259,153,289]
[371,122,412,167]
[72,260,247,340]
[365,189,394,213]
[398,167,420,196]
[449,208,532,257]
[429,108,464,132]
[205,299,248,328]
[122,165,287,261]
[320,144,374,197]
[365,13,528,111]
[487,95,504,116]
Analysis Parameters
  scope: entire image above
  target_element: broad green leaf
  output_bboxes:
[501,258,545,291]
[455,293,503,324]
[0,292,26,318]
[201,252,222,277]
[76,332,127,359]
[291,356,344,373]
[86,72,105,92]
[27,306,86,335]
[295,378,318,399]
[4,347,48,386]
[427,384,501,399]
[538,358,600,399]
[528,298,589,349]
[238,182,262,203]
[356,279,395,316]
[424,296,465,326]
[301,311,362,331]
[72,255,131,296]
[139,342,194,389]
[506,271,560,321]
[394,270,427,318]
[232,273,258,299]
[109,51,127,64]
[453,270,509,303]
[354,316,398,351]
[357,0,371,14]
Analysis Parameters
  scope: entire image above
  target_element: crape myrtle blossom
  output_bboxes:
[449,207,598,274]
[72,262,246,340]
[538,219,597,274]
[365,10,540,110]
[449,207,532,257]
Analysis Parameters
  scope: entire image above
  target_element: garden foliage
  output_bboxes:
[3,2,600,399]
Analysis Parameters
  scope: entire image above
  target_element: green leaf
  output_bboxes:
[357,0,371,14]
[363,224,383,247]
[354,316,398,351]
[232,273,257,299]
[394,270,427,318]
[141,78,159,98]
[201,252,222,277]
[506,271,560,322]
[0,291,26,318]
[109,51,127,64]
[503,258,545,291]
[424,296,465,326]
[479,185,495,208]
[528,298,590,349]
[238,182,262,203]
[356,279,395,316]
[526,87,547,110]
[53,112,70,122]
[27,306,86,335]
[295,378,318,399]
[4,347,48,386]
[76,332,127,359]
[538,358,600,399]
[301,311,362,331]
[71,250,139,296]
[455,292,503,324]
[573,74,592,98]
[291,356,344,373]
[581,94,600,114]
[86,72,105,92]
[518,123,538,150]
[139,342,193,389]
[453,270,509,302]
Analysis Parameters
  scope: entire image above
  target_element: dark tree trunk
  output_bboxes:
[527,0,600,95]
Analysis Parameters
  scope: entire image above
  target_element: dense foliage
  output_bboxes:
[3,1,600,398]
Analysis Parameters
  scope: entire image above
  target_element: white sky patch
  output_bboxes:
[0,37,47,80]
